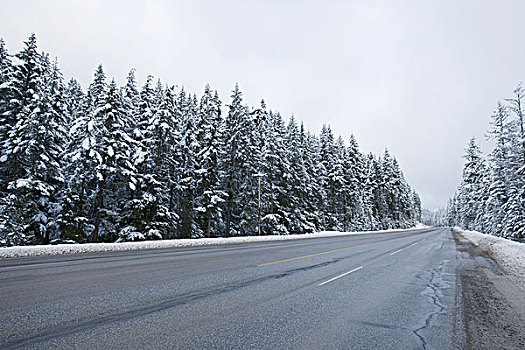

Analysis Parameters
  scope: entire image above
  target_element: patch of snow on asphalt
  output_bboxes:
[0,227,424,258]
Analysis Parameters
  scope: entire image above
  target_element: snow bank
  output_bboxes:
[453,227,525,284]
[0,227,423,259]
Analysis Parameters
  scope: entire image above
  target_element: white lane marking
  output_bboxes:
[390,241,418,256]
[318,266,363,286]
[390,248,404,256]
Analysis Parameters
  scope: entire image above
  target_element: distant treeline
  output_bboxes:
[0,34,421,246]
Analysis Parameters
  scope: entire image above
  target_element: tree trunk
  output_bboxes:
[168,183,175,238]
[225,194,232,238]
[206,209,212,238]
[91,180,104,243]
[225,175,233,238]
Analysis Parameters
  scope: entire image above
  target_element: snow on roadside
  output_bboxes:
[0,227,425,259]
[453,227,525,284]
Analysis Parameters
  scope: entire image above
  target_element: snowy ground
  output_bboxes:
[0,225,427,259]
[453,227,525,285]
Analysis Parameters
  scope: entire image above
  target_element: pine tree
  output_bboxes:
[178,91,199,238]
[342,135,367,231]
[195,85,226,237]
[372,154,389,230]
[506,84,525,165]
[122,69,141,134]
[0,34,67,244]
[503,84,525,239]
[0,38,10,86]
[372,153,388,229]
[485,103,510,236]
[332,136,348,229]
[0,38,14,196]
[318,125,339,230]
[255,108,287,235]
[235,103,259,236]
[285,116,315,233]
[120,75,172,241]
[458,138,486,231]
[304,131,324,231]
[38,55,69,240]
[2,34,42,185]
[412,190,422,224]
[222,84,252,236]
[62,81,91,242]
[87,64,109,242]
[0,38,13,164]
[0,38,22,245]
[362,154,377,230]
[101,79,141,241]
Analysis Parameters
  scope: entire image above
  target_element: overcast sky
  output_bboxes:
[2,0,525,210]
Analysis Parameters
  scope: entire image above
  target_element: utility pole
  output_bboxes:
[369,208,373,231]
[253,173,265,235]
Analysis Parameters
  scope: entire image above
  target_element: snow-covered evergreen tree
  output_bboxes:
[284,116,316,233]
[318,125,340,230]
[119,75,171,241]
[502,84,525,239]
[0,38,13,171]
[457,138,486,231]
[484,103,510,236]
[343,135,367,231]
[222,84,255,236]
[0,38,14,198]
[258,109,291,235]
[195,85,225,237]
[0,34,66,244]
[177,90,199,238]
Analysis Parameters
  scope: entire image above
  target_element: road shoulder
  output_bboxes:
[453,229,525,349]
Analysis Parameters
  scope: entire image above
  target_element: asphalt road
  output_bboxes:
[1,228,466,349]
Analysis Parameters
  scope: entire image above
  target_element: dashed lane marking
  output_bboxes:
[318,266,364,286]
[390,248,404,256]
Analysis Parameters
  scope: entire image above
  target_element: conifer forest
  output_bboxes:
[0,35,422,246]
[447,84,525,240]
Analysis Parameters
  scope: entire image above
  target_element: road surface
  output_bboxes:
[0,228,472,349]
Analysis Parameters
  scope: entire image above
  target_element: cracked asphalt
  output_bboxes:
[0,228,482,349]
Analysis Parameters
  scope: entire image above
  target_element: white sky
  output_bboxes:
[2,0,525,210]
